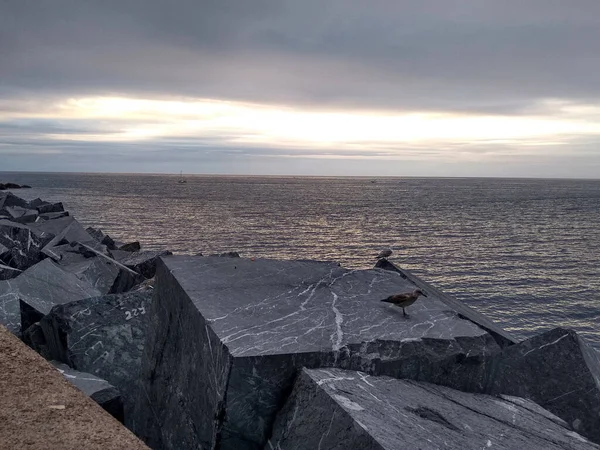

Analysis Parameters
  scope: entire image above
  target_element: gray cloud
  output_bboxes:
[2,1,600,177]
[2,1,600,113]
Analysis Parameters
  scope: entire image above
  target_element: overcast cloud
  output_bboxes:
[1,0,600,176]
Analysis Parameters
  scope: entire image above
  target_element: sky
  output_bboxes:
[1,1,600,177]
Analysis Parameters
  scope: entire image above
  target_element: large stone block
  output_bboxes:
[111,249,173,279]
[51,361,124,423]
[269,368,598,450]
[0,219,54,270]
[135,256,505,450]
[0,191,29,209]
[0,258,101,334]
[485,327,600,444]
[34,290,153,426]
[4,206,39,223]
[62,256,137,295]
[36,201,64,214]
[0,262,21,281]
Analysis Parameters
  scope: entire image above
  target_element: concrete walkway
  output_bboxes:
[0,325,148,450]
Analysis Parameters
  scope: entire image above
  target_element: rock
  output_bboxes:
[38,210,70,221]
[28,216,106,259]
[34,290,153,427]
[209,251,241,258]
[28,198,48,208]
[134,256,505,450]
[111,249,173,279]
[269,368,598,450]
[375,259,518,348]
[485,327,600,444]
[119,241,141,252]
[0,219,54,270]
[63,257,122,295]
[49,243,91,265]
[36,202,64,214]
[86,227,117,250]
[0,192,30,209]
[0,262,22,281]
[51,361,124,423]
[4,206,39,223]
[0,258,102,334]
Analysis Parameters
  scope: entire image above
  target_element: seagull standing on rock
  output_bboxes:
[381,289,427,317]
[376,248,393,259]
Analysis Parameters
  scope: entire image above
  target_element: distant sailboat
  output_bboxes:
[178,171,187,184]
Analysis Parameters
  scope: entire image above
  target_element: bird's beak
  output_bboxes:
[380,298,391,303]
[421,292,428,297]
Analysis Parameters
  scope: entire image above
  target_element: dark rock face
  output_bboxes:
[0,191,30,208]
[0,258,101,334]
[269,368,597,450]
[63,257,122,295]
[485,328,600,444]
[51,361,124,423]
[36,202,64,214]
[0,262,21,281]
[111,250,173,279]
[134,256,504,450]
[119,241,141,252]
[33,290,153,427]
[0,259,102,333]
[38,210,69,221]
[4,206,39,223]
[0,219,54,270]
[86,227,117,250]
[209,251,241,258]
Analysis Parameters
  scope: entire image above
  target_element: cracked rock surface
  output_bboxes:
[135,256,505,450]
[269,367,599,450]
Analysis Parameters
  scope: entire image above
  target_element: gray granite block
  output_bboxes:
[0,192,29,209]
[269,368,598,450]
[34,290,153,427]
[36,202,64,214]
[4,206,39,223]
[0,219,54,270]
[38,211,69,221]
[0,258,102,334]
[0,262,21,281]
[134,256,503,450]
[485,327,600,444]
[51,361,124,423]
[63,257,122,295]
[111,249,173,279]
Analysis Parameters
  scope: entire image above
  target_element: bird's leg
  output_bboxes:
[402,308,408,318]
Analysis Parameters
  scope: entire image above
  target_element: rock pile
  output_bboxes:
[1,188,599,450]
[0,182,31,191]
[0,190,171,424]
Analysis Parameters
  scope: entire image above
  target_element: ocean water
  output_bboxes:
[3,172,600,350]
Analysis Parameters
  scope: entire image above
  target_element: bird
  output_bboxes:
[376,248,393,259]
[381,289,427,317]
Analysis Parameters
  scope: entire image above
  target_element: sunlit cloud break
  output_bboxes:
[4,96,600,155]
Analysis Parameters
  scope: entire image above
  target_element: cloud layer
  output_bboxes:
[2,1,600,176]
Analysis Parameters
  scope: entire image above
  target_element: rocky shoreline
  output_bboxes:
[1,189,600,450]
[0,182,31,190]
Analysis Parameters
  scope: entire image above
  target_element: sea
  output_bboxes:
[2,172,599,351]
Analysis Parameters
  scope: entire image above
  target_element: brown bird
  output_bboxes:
[381,289,427,317]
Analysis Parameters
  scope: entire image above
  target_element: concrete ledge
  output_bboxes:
[0,325,148,450]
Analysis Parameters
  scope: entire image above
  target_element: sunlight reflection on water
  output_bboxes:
[5,172,600,350]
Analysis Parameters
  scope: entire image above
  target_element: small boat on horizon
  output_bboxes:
[178,171,187,184]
